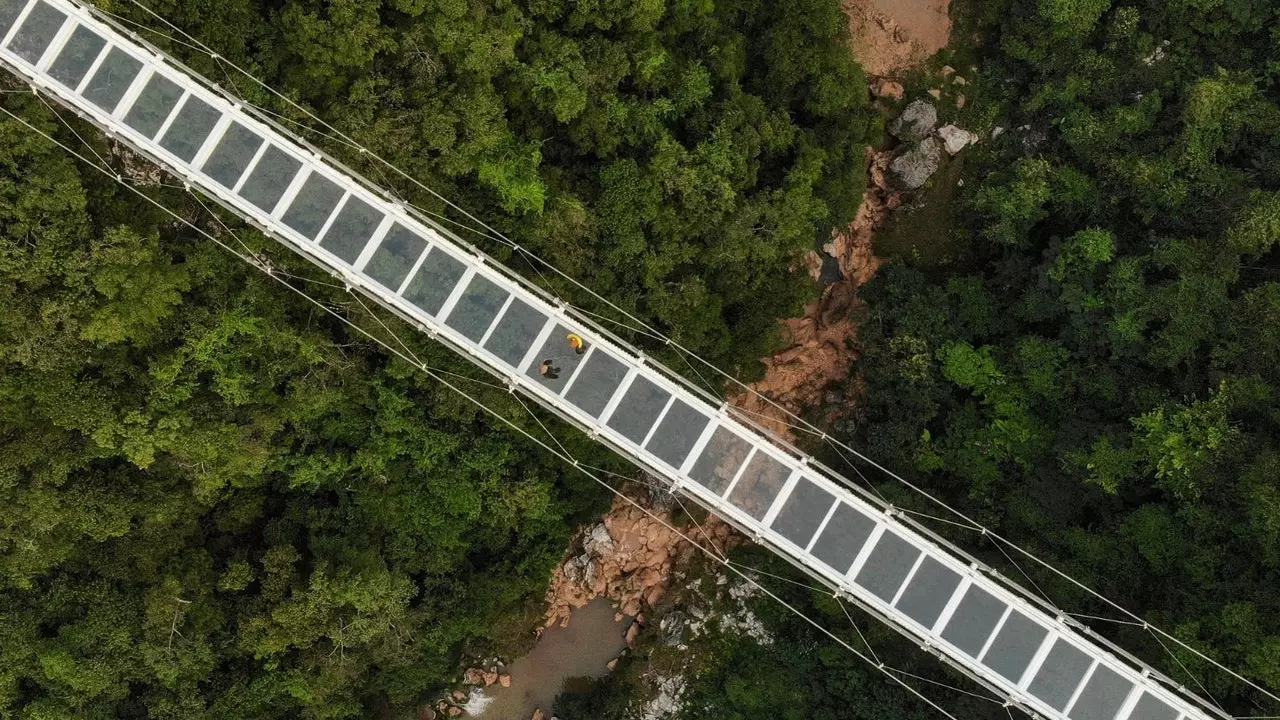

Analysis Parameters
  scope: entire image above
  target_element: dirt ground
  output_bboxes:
[844,0,951,77]
[727,0,950,435]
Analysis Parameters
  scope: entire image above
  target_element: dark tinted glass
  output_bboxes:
[769,477,835,549]
[401,247,467,317]
[483,298,547,368]
[8,1,64,64]
[941,585,1006,658]
[810,503,876,574]
[157,96,221,162]
[1126,693,1179,720]
[1028,639,1092,711]
[123,73,182,138]
[982,612,1048,684]
[443,274,508,342]
[643,400,709,469]
[363,223,426,291]
[246,147,309,217]
[47,24,104,88]
[202,122,263,188]
[319,195,382,264]
[894,557,961,629]
[564,350,628,417]
[854,530,921,602]
[726,451,791,520]
[606,376,669,443]
[0,0,29,37]
[688,427,751,495]
[1068,666,1132,720]
[81,47,141,112]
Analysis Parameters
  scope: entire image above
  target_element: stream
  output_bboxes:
[466,598,631,719]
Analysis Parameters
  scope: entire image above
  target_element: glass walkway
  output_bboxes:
[0,2,1227,719]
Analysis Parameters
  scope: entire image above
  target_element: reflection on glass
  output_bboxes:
[8,1,64,64]
[564,350,627,418]
[809,502,876,574]
[687,427,751,495]
[157,96,221,162]
[443,274,508,342]
[47,24,104,88]
[726,451,790,520]
[363,223,425,290]
[401,247,466,317]
[202,122,263,189]
[643,400,709,469]
[483,298,546,368]
[606,376,669,443]
[123,73,182,138]
[319,195,382,264]
[894,556,960,629]
[81,47,141,112]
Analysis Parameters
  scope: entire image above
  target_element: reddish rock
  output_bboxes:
[624,623,640,648]
[483,671,498,686]
[532,710,546,720]
[451,690,467,702]
[447,708,462,718]
[607,658,618,671]
[463,668,485,686]
[499,674,512,688]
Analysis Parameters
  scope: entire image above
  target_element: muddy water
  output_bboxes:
[467,598,630,719]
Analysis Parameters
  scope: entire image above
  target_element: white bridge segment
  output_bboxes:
[0,2,1225,719]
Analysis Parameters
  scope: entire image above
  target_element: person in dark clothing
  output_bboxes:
[538,359,560,379]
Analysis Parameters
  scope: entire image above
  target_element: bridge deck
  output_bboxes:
[0,2,1221,719]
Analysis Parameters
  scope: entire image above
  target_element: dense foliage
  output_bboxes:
[0,0,871,717]
[851,0,1280,713]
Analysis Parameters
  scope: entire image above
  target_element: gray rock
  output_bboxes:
[583,523,614,556]
[888,137,942,190]
[889,100,938,141]
[937,124,979,155]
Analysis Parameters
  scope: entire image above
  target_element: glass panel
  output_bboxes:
[1126,693,1179,720]
[401,247,467,317]
[202,121,262,189]
[482,297,546,368]
[564,350,627,417]
[726,451,790,521]
[363,223,425,291]
[1069,666,1132,720]
[81,47,141,112]
[443,274,508,342]
[982,611,1048,684]
[47,24,104,88]
[1028,639,1093,710]
[643,400,709,469]
[606,376,669,444]
[854,530,920,602]
[941,585,1007,658]
[809,502,876,574]
[157,96,221,162]
[123,73,182,138]
[8,1,64,64]
[319,195,382,264]
[768,477,834,549]
[688,427,751,495]
[0,0,28,37]
[246,147,309,217]
[895,557,961,629]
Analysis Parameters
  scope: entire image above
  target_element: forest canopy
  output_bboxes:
[0,0,872,717]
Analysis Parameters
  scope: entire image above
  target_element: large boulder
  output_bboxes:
[889,99,937,141]
[888,137,942,190]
